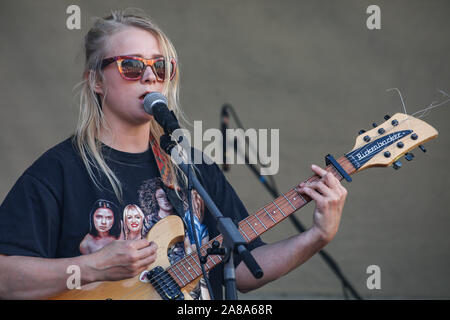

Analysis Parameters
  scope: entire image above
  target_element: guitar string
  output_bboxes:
[411,95,450,119]
[386,87,417,133]
[134,157,352,298]
[116,165,353,300]
[116,221,227,298]
[113,157,351,299]
[129,118,403,298]
[123,195,296,298]
[115,238,218,299]
[352,112,434,161]
[118,237,226,299]
[387,88,408,115]
[99,112,435,299]
[387,88,450,127]
[117,163,356,299]
[149,163,353,296]
[117,189,311,299]
[362,90,449,146]
[141,112,438,296]
[115,120,413,299]
[146,114,434,295]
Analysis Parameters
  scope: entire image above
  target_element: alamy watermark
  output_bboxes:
[366,5,381,30]
[366,265,381,290]
[66,5,81,30]
[66,265,81,290]
[171,121,280,175]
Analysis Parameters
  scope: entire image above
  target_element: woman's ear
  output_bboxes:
[85,70,104,96]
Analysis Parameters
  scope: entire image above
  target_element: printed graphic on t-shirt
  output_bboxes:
[79,200,123,255]
[78,177,210,300]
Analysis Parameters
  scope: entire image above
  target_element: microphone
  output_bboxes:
[221,104,230,172]
[143,92,180,135]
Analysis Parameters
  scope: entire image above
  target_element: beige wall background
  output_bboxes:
[0,0,449,299]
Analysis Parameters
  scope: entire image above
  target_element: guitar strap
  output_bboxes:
[150,134,213,299]
[149,134,172,187]
[149,133,202,224]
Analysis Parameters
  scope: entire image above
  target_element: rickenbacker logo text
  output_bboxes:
[354,131,410,161]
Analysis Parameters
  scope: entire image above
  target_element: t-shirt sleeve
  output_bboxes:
[0,173,61,258]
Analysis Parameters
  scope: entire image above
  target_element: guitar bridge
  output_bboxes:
[147,266,184,300]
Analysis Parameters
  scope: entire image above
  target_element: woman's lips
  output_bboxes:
[139,92,152,104]
[139,92,152,100]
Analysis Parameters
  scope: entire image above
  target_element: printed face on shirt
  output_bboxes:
[93,208,114,233]
[125,208,144,232]
[156,188,173,211]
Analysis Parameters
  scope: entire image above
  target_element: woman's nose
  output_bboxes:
[141,65,157,83]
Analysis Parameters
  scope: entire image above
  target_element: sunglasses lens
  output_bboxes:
[120,59,145,79]
[153,59,166,80]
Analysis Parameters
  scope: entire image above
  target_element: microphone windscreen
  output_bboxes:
[143,92,168,115]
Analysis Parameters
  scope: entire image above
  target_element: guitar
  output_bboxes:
[50,112,438,300]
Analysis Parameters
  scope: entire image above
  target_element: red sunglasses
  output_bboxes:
[101,55,176,82]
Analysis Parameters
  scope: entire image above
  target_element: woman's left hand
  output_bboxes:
[295,164,348,244]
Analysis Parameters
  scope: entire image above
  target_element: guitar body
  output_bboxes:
[50,215,197,300]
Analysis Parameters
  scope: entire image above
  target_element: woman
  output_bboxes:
[79,200,123,254]
[122,204,145,240]
[0,8,347,300]
[137,177,175,235]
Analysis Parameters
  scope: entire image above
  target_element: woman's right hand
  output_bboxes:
[86,239,158,282]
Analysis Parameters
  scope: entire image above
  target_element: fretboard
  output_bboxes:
[166,156,355,288]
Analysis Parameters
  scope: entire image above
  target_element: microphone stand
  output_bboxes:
[160,135,264,300]
[222,104,362,300]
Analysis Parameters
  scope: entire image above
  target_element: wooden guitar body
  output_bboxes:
[50,215,197,300]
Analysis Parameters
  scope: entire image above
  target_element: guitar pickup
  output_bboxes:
[147,266,184,300]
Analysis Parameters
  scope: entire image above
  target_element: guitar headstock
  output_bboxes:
[345,113,438,172]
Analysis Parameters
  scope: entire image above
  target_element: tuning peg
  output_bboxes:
[372,123,378,128]
[419,145,427,153]
[393,160,402,170]
[404,153,414,161]
[384,114,391,120]
[359,130,366,135]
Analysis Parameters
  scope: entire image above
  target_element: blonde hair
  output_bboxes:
[73,8,186,202]
[122,204,145,238]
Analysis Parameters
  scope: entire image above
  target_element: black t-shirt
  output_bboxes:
[0,137,264,300]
